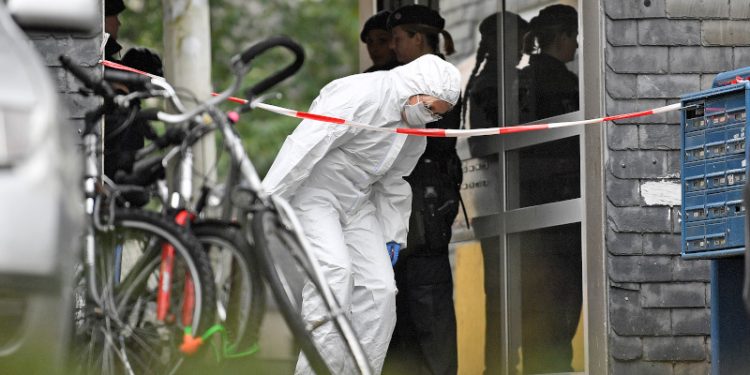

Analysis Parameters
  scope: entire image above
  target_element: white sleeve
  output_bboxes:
[370,136,425,246]
[261,106,354,200]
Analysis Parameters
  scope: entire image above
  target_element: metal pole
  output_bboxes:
[162,0,216,198]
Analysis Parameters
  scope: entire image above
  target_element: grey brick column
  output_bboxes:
[24,10,103,134]
[599,0,750,373]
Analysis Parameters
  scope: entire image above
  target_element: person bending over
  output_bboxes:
[263,54,460,375]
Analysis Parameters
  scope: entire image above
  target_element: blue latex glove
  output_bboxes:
[386,241,400,267]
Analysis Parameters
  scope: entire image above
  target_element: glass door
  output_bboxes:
[503,130,585,375]
[366,0,604,372]
[500,1,586,374]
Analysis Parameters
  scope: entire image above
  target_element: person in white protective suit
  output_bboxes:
[262,53,461,374]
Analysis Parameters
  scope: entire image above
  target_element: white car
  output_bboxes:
[0,1,95,373]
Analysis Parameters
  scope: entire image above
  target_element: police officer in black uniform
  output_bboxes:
[518,4,579,123]
[104,0,125,61]
[103,48,162,183]
[361,10,400,73]
[100,1,163,197]
[515,5,582,373]
[464,12,529,128]
[382,5,462,375]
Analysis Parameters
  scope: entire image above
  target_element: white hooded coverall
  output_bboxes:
[262,54,461,374]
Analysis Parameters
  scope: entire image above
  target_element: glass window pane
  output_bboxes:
[464,11,503,129]
[506,135,580,209]
[461,1,581,128]
[507,1,580,124]
[507,222,583,374]
[461,9,528,128]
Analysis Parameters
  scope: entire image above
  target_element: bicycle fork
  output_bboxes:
[155,214,197,326]
[156,149,196,327]
[83,132,103,306]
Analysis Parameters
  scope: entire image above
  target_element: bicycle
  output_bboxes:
[60,56,217,375]
[117,118,267,361]
[71,35,374,374]
[132,36,373,374]
[107,72,268,361]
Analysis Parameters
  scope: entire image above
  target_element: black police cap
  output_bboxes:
[479,12,529,38]
[386,5,445,31]
[529,4,577,31]
[105,0,126,16]
[360,11,391,42]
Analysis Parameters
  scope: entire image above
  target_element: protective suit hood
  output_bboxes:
[282,54,460,132]
[388,54,461,108]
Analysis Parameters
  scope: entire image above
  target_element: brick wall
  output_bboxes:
[24,16,102,134]
[604,0,750,373]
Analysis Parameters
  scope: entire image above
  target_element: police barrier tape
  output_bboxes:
[102,59,164,81]
[251,101,683,138]
[102,59,683,138]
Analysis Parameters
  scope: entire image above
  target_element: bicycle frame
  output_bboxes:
[77,77,200,328]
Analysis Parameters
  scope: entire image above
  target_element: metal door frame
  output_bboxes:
[495,0,606,374]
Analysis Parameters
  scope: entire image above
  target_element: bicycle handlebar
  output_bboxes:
[232,36,305,99]
[135,107,160,122]
[60,55,116,99]
[156,36,305,124]
[103,69,152,88]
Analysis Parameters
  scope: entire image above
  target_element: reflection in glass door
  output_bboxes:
[431,0,595,372]
[505,0,581,125]
[507,223,583,374]
[505,136,580,209]
[501,1,585,374]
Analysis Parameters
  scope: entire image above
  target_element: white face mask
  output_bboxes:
[402,98,442,127]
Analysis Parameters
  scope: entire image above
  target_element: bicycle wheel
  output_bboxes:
[252,206,371,375]
[192,220,265,355]
[72,208,216,375]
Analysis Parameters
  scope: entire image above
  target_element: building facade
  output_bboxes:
[27,20,102,136]
[364,0,750,374]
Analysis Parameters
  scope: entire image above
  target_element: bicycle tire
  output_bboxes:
[72,208,216,375]
[253,205,379,375]
[251,207,332,374]
[192,220,265,354]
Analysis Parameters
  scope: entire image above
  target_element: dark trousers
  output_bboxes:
[383,253,457,375]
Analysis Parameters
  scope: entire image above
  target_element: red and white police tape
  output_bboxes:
[102,59,164,81]
[250,101,683,138]
[102,59,684,138]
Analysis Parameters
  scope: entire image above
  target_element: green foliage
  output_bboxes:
[119,0,359,176]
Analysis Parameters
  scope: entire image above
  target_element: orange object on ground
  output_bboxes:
[180,333,203,355]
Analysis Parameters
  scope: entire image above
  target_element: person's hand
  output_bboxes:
[386,241,401,267]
